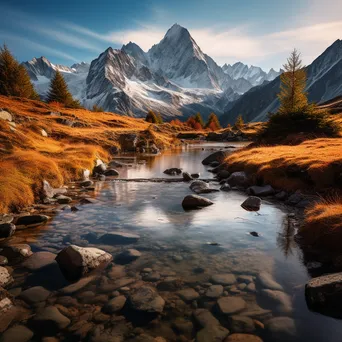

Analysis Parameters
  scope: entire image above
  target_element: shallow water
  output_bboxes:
[5,142,342,341]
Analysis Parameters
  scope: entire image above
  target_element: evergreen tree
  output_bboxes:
[205,112,221,131]
[278,49,308,114]
[145,110,159,123]
[156,113,163,124]
[234,115,244,130]
[47,70,79,107]
[0,44,38,99]
[194,112,204,128]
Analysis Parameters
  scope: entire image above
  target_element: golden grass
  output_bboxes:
[225,138,342,191]
[0,96,180,213]
[300,200,342,250]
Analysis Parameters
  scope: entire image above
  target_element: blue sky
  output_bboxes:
[0,0,341,70]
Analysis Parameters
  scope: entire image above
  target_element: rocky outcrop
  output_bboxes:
[182,195,214,210]
[55,245,113,281]
[202,151,228,165]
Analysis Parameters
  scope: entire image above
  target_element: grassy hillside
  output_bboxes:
[0,96,182,213]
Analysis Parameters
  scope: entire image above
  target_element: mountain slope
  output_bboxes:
[222,39,342,125]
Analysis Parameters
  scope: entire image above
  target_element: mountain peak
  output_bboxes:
[164,23,190,41]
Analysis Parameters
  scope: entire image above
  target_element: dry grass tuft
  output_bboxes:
[300,200,342,250]
[225,138,342,191]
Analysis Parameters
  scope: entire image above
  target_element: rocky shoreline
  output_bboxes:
[0,144,341,341]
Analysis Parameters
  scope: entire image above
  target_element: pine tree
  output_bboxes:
[0,44,38,99]
[234,115,244,130]
[205,112,221,131]
[47,70,79,107]
[156,113,163,124]
[145,110,159,123]
[278,49,308,114]
[194,112,204,128]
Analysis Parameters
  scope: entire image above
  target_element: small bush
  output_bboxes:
[258,105,339,144]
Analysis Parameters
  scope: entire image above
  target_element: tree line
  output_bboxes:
[0,45,81,108]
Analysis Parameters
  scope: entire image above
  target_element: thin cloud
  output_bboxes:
[0,32,78,62]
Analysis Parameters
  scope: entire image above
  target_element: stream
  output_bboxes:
[3,142,342,342]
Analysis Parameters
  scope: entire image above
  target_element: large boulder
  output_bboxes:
[182,195,214,210]
[247,185,275,197]
[227,172,249,188]
[15,215,49,229]
[119,133,139,152]
[128,286,165,313]
[202,151,228,165]
[55,245,113,281]
[305,272,342,317]
[0,223,16,239]
[190,180,219,194]
[241,197,261,211]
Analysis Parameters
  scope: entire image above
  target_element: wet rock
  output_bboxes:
[247,185,274,197]
[109,160,124,168]
[206,285,223,298]
[93,162,107,175]
[193,308,220,328]
[79,197,98,205]
[202,151,228,165]
[220,183,231,192]
[0,244,33,264]
[305,272,342,315]
[128,286,165,313]
[264,317,296,341]
[104,169,119,176]
[172,318,193,337]
[142,272,161,282]
[80,180,93,187]
[177,288,199,302]
[211,274,236,286]
[196,325,229,342]
[15,215,49,229]
[99,232,140,245]
[30,306,70,335]
[217,170,230,180]
[275,191,287,201]
[59,275,96,295]
[217,297,247,315]
[56,195,72,205]
[172,255,183,262]
[0,215,13,224]
[210,161,220,167]
[237,275,254,284]
[229,316,255,333]
[259,289,292,314]
[182,195,214,210]
[246,283,256,293]
[56,245,113,281]
[227,172,249,188]
[285,192,303,206]
[182,172,193,181]
[68,320,94,339]
[157,277,182,291]
[115,249,141,264]
[0,256,8,266]
[249,232,259,237]
[224,334,263,342]
[103,295,126,313]
[237,283,247,291]
[241,197,261,211]
[0,223,16,239]
[19,286,51,304]
[190,180,218,194]
[0,325,34,342]
[107,265,126,280]
[0,267,13,287]
[164,168,182,175]
[191,173,200,178]
[255,272,283,291]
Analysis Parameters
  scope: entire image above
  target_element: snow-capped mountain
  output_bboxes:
[22,57,90,100]
[22,24,281,118]
[221,39,342,124]
[222,62,281,87]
